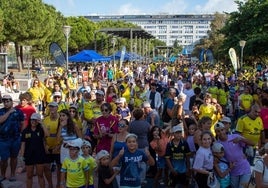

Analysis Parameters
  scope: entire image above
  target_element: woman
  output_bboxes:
[254,143,268,188]
[69,104,82,132]
[260,98,268,143]
[56,109,82,163]
[93,103,119,153]
[110,118,129,187]
[27,78,45,113]
[106,85,117,103]
[19,113,48,188]
[129,108,151,184]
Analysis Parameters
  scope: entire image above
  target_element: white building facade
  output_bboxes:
[85,14,214,54]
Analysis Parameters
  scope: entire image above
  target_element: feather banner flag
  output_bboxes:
[229,48,238,76]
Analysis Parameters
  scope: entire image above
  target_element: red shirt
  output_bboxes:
[15,104,36,128]
[94,115,119,152]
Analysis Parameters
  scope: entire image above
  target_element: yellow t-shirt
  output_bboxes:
[208,86,218,99]
[217,89,228,106]
[28,87,44,103]
[83,101,102,120]
[44,87,53,104]
[236,115,263,146]
[61,156,89,187]
[83,156,97,185]
[43,116,60,150]
[73,118,83,130]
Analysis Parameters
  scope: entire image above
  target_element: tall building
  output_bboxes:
[85,14,214,54]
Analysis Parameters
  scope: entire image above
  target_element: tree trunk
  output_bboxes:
[15,42,22,72]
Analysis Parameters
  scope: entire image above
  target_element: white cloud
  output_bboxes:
[161,0,188,14]
[194,0,238,13]
[116,3,143,15]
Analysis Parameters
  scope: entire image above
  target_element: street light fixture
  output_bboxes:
[62,25,71,71]
[239,40,246,69]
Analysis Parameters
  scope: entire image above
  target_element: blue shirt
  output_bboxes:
[0,108,24,139]
[119,149,148,187]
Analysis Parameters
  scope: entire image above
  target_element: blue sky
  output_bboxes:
[42,0,238,16]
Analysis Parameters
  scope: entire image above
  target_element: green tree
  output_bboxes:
[221,0,268,64]
[0,0,60,71]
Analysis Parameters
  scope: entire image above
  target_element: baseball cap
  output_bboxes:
[214,122,225,130]
[96,150,110,160]
[2,95,12,100]
[82,140,91,148]
[125,133,137,141]
[48,101,58,107]
[211,142,224,153]
[53,92,62,97]
[96,90,104,96]
[67,138,83,149]
[172,124,183,133]
[69,104,77,110]
[116,97,126,104]
[221,116,231,123]
[30,113,41,121]
[142,101,151,108]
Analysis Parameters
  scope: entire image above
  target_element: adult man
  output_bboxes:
[67,71,79,103]
[142,101,160,127]
[145,83,162,111]
[182,81,195,115]
[0,95,24,181]
[162,88,176,126]
[78,80,91,94]
[236,104,264,165]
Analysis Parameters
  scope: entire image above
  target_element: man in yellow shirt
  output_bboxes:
[67,71,79,103]
[236,104,264,165]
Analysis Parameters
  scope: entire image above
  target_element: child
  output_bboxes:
[111,133,155,188]
[149,126,170,187]
[81,140,97,188]
[193,131,214,188]
[212,142,232,188]
[60,140,89,188]
[115,97,131,122]
[165,125,191,188]
[96,150,119,188]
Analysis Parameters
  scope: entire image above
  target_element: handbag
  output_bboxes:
[207,172,220,188]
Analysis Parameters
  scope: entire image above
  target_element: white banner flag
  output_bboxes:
[229,48,238,76]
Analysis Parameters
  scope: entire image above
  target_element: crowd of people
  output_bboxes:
[0,60,268,188]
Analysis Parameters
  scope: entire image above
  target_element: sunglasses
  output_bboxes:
[69,110,76,113]
[101,108,109,112]
[118,123,126,127]
[2,100,11,103]
[54,96,61,98]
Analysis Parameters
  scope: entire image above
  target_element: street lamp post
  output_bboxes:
[62,25,71,71]
[111,37,116,68]
[239,40,246,69]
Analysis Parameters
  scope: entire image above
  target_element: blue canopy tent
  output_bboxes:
[68,50,111,62]
[109,51,143,61]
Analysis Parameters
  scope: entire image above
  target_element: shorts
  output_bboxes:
[0,137,21,160]
[157,156,166,169]
[68,89,77,98]
[24,152,46,166]
[45,153,61,164]
[264,129,268,139]
[168,172,188,187]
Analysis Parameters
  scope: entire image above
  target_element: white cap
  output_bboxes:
[172,125,183,133]
[96,150,109,160]
[66,138,83,149]
[96,90,104,96]
[211,142,224,153]
[221,116,231,123]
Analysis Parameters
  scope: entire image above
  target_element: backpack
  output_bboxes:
[162,98,172,123]
[248,158,265,187]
